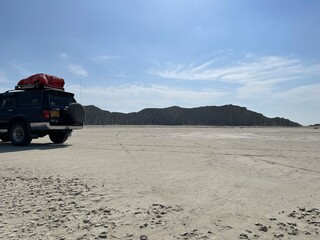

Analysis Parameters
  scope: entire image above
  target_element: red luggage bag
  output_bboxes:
[17,73,65,89]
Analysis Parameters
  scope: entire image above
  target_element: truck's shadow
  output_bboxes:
[0,142,69,153]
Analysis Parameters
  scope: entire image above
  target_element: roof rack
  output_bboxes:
[15,84,64,91]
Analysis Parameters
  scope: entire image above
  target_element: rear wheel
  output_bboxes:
[9,122,32,146]
[49,131,69,144]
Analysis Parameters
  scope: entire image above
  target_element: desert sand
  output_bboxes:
[0,126,319,240]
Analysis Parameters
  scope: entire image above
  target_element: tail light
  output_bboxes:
[43,109,50,119]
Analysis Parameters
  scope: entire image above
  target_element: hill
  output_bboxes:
[83,105,301,126]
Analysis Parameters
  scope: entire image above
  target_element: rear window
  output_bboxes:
[49,92,75,107]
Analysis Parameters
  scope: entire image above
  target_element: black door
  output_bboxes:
[0,94,16,130]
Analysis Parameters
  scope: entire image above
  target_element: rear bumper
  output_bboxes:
[30,122,83,131]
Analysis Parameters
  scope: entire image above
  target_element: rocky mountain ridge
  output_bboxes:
[83,105,301,126]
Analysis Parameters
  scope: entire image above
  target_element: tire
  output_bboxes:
[67,103,85,125]
[0,134,10,142]
[9,122,32,146]
[49,131,69,144]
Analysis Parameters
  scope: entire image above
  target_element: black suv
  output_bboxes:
[0,85,85,146]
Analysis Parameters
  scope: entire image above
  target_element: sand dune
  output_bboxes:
[0,126,319,239]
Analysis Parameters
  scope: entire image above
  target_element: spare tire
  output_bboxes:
[67,103,85,125]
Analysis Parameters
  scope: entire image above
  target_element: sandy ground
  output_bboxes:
[0,126,319,240]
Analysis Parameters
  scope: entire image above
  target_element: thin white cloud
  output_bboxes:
[68,64,88,77]
[60,53,68,59]
[148,55,320,105]
[111,73,131,79]
[93,55,124,73]
[9,61,32,76]
[65,84,226,112]
[148,56,320,85]
[274,83,320,103]
[93,55,123,64]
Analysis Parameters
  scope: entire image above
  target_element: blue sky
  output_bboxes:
[0,0,319,125]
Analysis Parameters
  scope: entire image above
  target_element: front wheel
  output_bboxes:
[9,122,32,146]
[49,131,69,144]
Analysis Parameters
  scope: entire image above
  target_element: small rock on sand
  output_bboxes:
[140,235,148,240]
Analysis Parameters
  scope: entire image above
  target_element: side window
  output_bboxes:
[20,92,42,106]
[1,97,16,109]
